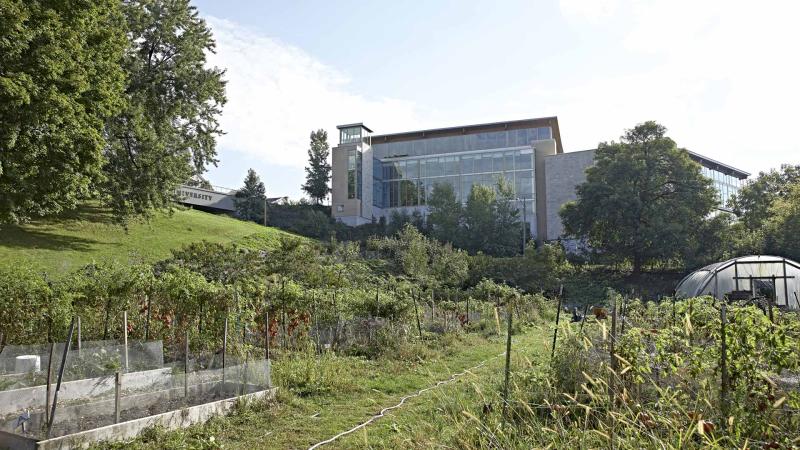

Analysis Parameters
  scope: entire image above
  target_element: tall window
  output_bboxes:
[347,149,361,199]
[340,127,362,144]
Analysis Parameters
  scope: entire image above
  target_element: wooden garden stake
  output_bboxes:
[493,306,501,335]
[413,290,423,339]
[123,311,129,371]
[608,296,618,405]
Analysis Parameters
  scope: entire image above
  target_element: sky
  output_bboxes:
[195,0,800,199]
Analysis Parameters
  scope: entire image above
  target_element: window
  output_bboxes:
[475,154,492,173]
[340,127,362,144]
[347,149,361,199]
[538,127,552,140]
[515,149,533,170]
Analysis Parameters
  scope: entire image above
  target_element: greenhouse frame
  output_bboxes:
[675,255,800,309]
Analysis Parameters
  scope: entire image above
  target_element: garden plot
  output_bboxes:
[0,356,273,450]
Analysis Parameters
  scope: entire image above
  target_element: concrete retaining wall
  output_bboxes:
[36,388,276,450]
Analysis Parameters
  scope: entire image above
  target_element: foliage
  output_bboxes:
[427,182,462,244]
[462,184,497,254]
[469,242,571,293]
[0,266,69,345]
[301,129,332,204]
[235,168,267,223]
[102,0,226,222]
[561,121,717,273]
[731,164,800,231]
[763,182,800,261]
[0,0,126,223]
[488,177,524,257]
[368,224,469,290]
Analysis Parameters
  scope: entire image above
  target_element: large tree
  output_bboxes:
[489,177,523,257]
[763,182,800,262]
[426,182,462,244]
[301,129,331,204]
[461,184,496,254]
[102,0,226,222]
[560,121,717,274]
[0,0,126,222]
[730,164,800,231]
[235,168,266,223]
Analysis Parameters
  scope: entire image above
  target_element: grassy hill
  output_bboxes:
[0,203,304,276]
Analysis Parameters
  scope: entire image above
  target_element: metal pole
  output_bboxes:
[46,318,75,438]
[114,371,121,424]
[609,296,618,405]
[720,302,729,420]
[769,275,776,328]
[144,294,152,341]
[184,330,189,399]
[265,307,270,361]
[551,289,564,359]
[520,198,526,256]
[123,311,129,371]
[222,313,228,387]
[314,294,321,354]
[579,302,590,334]
[45,342,54,426]
[502,301,513,427]
[413,290,423,339]
[76,316,81,356]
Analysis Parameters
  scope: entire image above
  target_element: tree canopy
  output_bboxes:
[102,0,227,222]
[0,0,126,222]
[560,121,717,273]
[235,168,266,223]
[302,129,331,204]
[731,164,800,231]
[426,182,461,245]
[763,182,800,262]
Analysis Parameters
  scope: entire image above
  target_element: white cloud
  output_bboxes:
[204,17,424,169]
[556,0,800,175]
[559,0,620,24]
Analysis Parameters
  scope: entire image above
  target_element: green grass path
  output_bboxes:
[116,325,551,450]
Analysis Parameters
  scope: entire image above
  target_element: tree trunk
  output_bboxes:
[632,255,643,276]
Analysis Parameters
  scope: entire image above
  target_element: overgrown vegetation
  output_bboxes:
[408,296,800,449]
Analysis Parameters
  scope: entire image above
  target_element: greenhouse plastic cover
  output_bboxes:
[675,255,800,308]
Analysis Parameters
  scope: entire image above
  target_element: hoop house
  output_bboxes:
[676,255,800,309]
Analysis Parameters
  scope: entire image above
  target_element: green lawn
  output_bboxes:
[0,203,302,276]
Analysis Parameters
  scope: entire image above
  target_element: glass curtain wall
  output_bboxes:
[376,148,535,215]
[700,166,742,208]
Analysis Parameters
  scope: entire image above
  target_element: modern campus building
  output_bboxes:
[331,117,749,244]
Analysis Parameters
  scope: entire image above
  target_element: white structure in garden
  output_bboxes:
[676,255,800,309]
